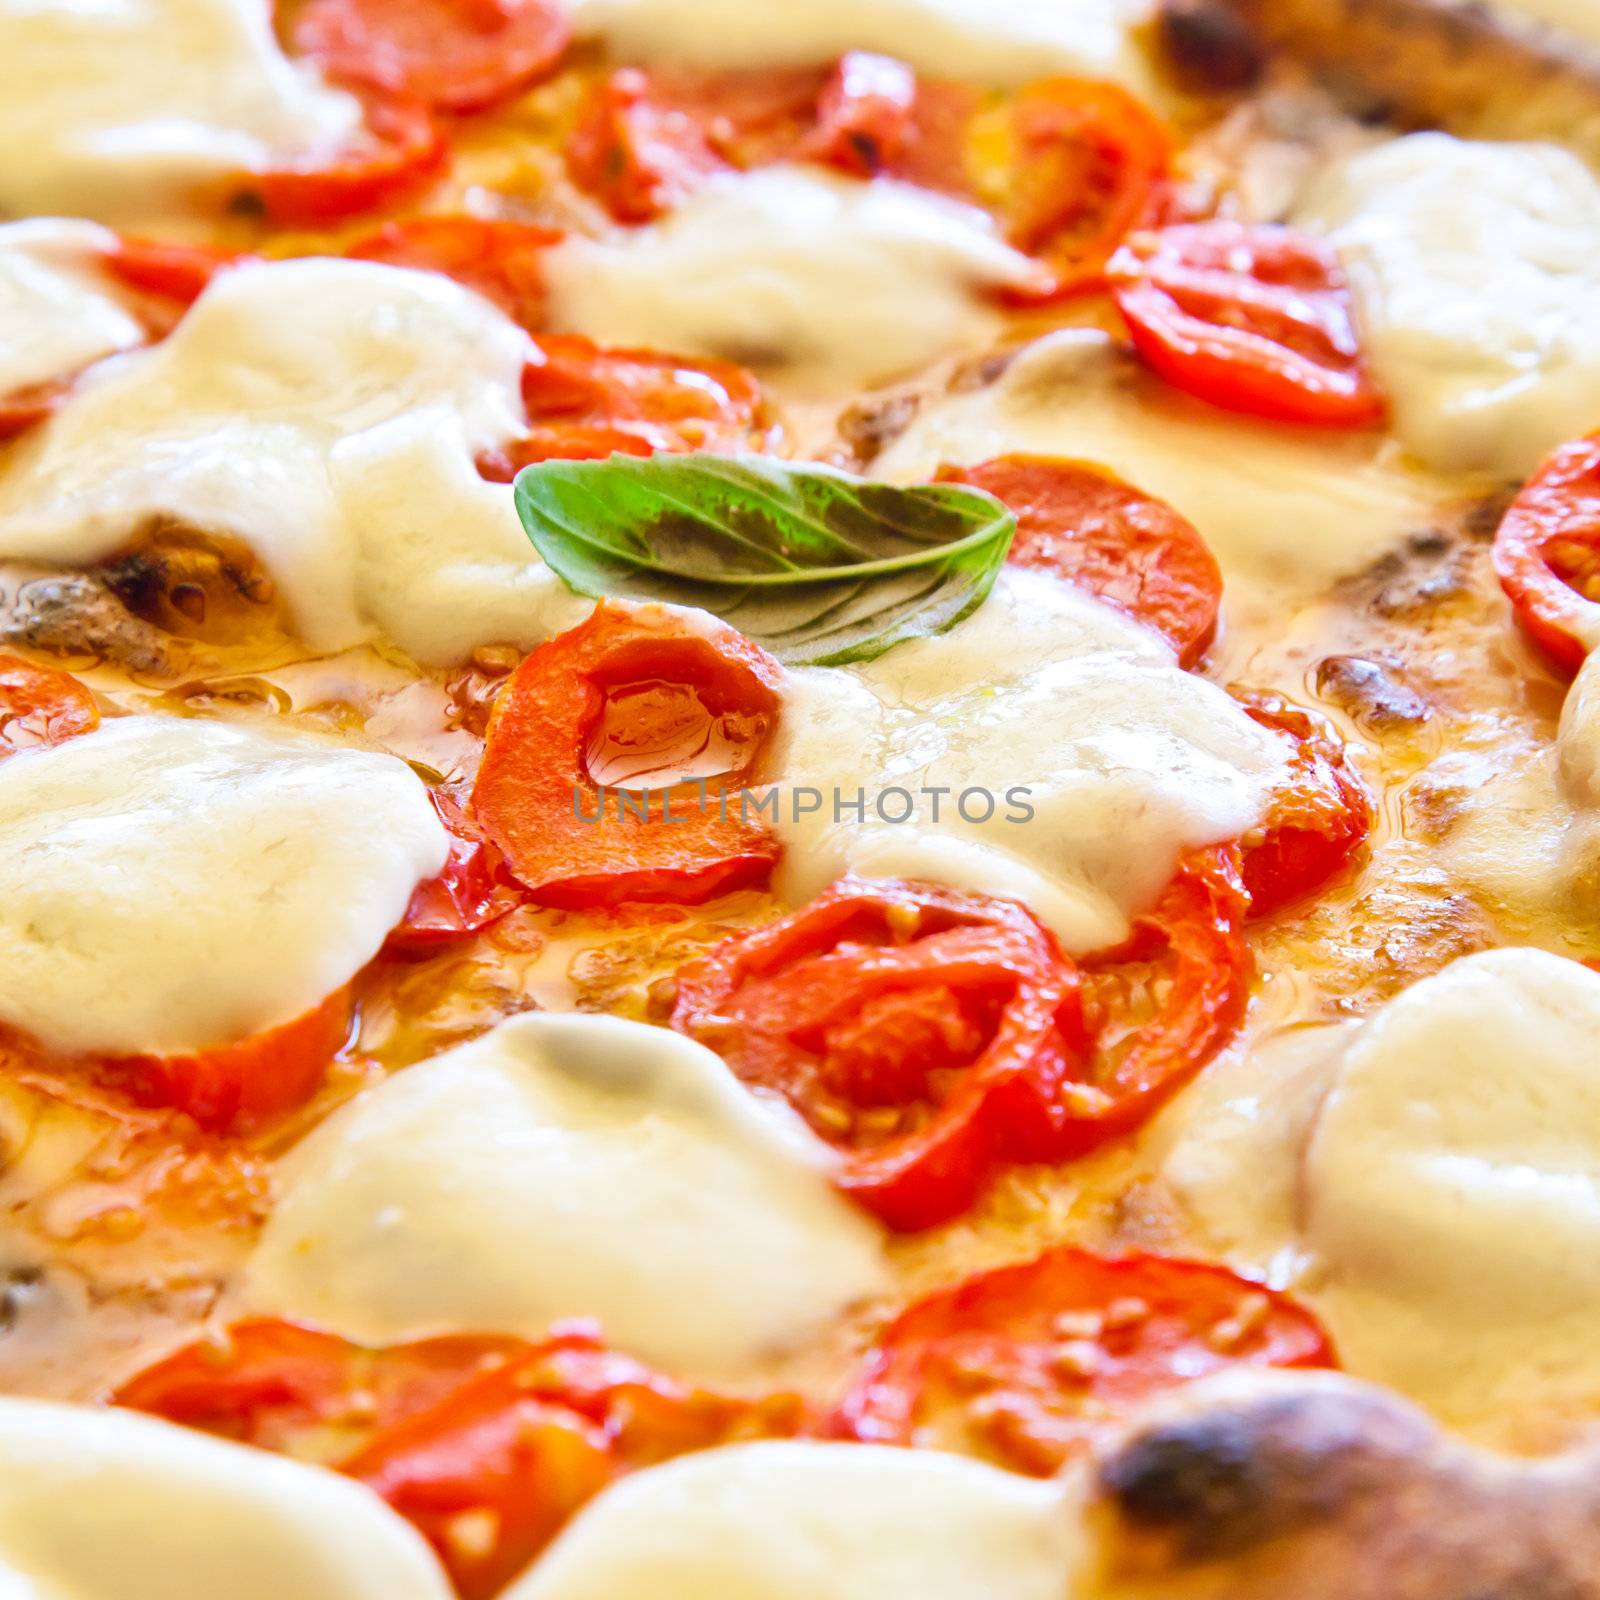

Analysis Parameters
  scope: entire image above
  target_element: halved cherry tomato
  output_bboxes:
[477,335,775,477]
[1108,221,1384,426]
[937,455,1221,667]
[346,216,561,332]
[1492,432,1600,674]
[246,90,445,225]
[114,987,352,1133]
[830,1247,1334,1474]
[672,877,1085,1231]
[286,0,570,113]
[388,789,525,954]
[1237,692,1372,917]
[0,656,100,755]
[103,237,240,314]
[995,78,1170,301]
[801,52,918,177]
[117,1320,801,1600]
[566,67,730,224]
[471,603,783,908]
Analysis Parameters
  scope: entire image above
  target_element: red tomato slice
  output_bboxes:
[1237,692,1372,917]
[103,237,240,315]
[831,1247,1334,1474]
[1107,221,1384,426]
[1492,431,1600,674]
[388,789,525,954]
[801,52,917,177]
[246,90,445,226]
[117,1320,801,1600]
[286,0,570,113]
[113,987,352,1133]
[477,335,775,477]
[470,602,784,908]
[566,67,730,224]
[345,216,561,332]
[937,456,1221,667]
[671,877,1086,1231]
[998,77,1170,301]
[0,656,100,755]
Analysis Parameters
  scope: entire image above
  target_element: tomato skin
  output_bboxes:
[470,602,784,909]
[802,52,917,177]
[346,217,561,332]
[567,67,729,224]
[245,89,445,226]
[937,455,1221,667]
[1492,432,1600,674]
[115,986,351,1133]
[997,77,1170,302]
[0,656,100,754]
[388,790,525,955]
[830,1247,1334,1475]
[1108,221,1385,426]
[116,1320,801,1600]
[286,0,571,113]
[102,237,240,314]
[1237,693,1372,917]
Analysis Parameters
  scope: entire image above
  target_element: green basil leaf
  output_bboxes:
[513,453,1016,666]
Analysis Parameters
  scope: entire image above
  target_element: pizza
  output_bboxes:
[2,0,1600,1594]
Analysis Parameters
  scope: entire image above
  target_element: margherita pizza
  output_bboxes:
[1,1,1599,1596]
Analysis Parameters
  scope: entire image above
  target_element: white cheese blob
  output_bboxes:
[770,567,1291,953]
[0,257,590,664]
[567,0,1155,88]
[0,220,145,397]
[0,1398,453,1600]
[1168,949,1600,1438]
[543,165,1042,396]
[0,0,362,226]
[1297,133,1600,476]
[505,1441,1079,1600]
[0,714,448,1057]
[876,329,1439,617]
[246,1012,890,1377]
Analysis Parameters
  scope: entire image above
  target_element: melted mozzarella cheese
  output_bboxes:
[567,0,1155,88]
[771,568,1291,952]
[0,715,447,1057]
[0,1398,452,1600]
[876,330,1438,618]
[1168,949,1600,1436]
[0,257,590,664]
[542,166,1042,396]
[246,1012,889,1376]
[0,0,361,226]
[0,221,144,397]
[505,1441,1079,1600]
[1297,133,1600,476]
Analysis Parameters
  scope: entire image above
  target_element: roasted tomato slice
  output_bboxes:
[1237,692,1372,917]
[831,1247,1334,1474]
[245,90,445,226]
[992,77,1170,300]
[477,335,775,476]
[672,877,1086,1231]
[801,52,918,177]
[388,789,524,954]
[117,1320,800,1600]
[566,67,730,224]
[286,0,571,113]
[0,656,100,755]
[1107,221,1384,426]
[471,602,784,908]
[346,217,561,332]
[937,456,1221,667]
[1492,432,1600,674]
[102,237,239,315]
[113,986,352,1133]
